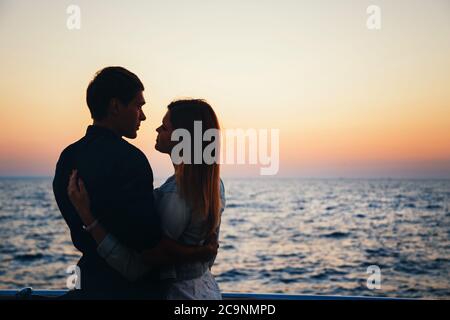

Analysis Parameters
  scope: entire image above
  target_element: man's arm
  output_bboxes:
[53,148,97,254]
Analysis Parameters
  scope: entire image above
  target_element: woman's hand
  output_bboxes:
[67,170,95,225]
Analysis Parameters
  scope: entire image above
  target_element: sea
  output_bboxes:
[0,177,449,298]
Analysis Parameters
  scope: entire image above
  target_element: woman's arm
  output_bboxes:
[66,171,153,281]
[67,170,108,243]
[67,170,218,281]
[140,236,218,266]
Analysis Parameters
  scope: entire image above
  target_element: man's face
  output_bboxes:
[116,91,146,139]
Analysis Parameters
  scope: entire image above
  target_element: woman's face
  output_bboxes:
[155,110,175,154]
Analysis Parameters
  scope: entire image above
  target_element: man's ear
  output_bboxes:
[108,98,121,116]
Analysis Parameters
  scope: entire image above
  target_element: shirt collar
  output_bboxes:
[85,125,120,139]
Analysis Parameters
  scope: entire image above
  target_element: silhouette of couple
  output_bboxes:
[53,66,225,300]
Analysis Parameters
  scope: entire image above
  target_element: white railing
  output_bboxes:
[0,288,412,300]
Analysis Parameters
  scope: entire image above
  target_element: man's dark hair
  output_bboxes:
[86,66,144,120]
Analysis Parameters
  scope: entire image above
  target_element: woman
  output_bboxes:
[68,99,225,299]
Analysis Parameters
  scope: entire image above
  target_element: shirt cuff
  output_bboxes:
[97,233,119,258]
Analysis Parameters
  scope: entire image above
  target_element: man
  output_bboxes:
[53,67,216,299]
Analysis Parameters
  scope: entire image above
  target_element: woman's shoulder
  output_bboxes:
[155,176,190,213]
[154,178,191,240]
[155,175,177,194]
[155,175,226,212]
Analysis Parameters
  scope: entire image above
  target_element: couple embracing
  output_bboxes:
[53,66,225,300]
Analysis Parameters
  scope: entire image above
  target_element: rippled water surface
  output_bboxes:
[1,177,449,298]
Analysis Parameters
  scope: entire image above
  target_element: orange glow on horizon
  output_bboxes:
[1,0,449,177]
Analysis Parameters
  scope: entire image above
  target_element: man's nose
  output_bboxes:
[140,109,146,121]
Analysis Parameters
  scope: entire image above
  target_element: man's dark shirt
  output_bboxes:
[53,125,162,299]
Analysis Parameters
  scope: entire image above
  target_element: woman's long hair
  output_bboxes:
[168,99,221,238]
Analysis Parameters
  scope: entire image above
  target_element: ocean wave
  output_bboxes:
[221,244,235,250]
[14,253,45,261]
[425,204,442,210]
[217,269,250,280]
[320,231,350,239]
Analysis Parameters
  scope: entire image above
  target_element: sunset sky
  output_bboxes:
[0,0,449,178]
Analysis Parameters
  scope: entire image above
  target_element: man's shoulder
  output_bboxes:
[111,139,152,172]
[115,138,147,160]
[59,135,148,164]
[57,137,84,161]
